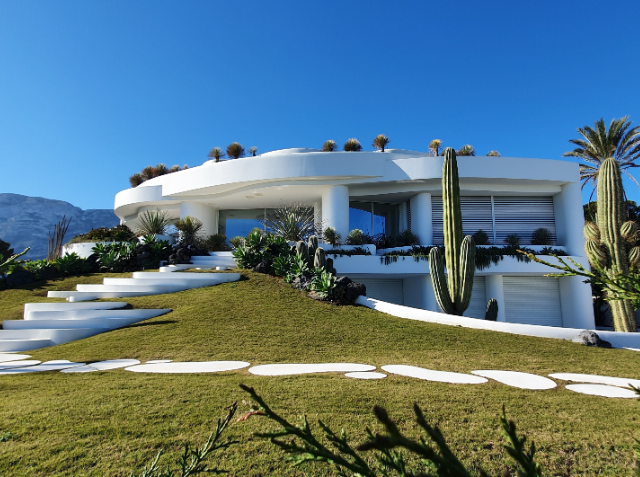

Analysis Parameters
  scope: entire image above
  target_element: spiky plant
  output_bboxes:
[175,216,204,245]
[322,140,338,152]
[208,147,225,162]
[428,139,442,156]
[262,203,317,241]
[131,210,171,236]
[130,173,144,188]
[141,166,155,181]
[249,147,257,156]
[227,142,245,159]
[47,216,72,262]
[372,134,390,152]
[183,164,189,170]
[169,165,180,172]
[456,145,475,156]
[323,227,341,247]
[343,138,362,152]
[487,150,501,156]
[0,247,29,277]
[563,116,640,196]
[153,164,169,177]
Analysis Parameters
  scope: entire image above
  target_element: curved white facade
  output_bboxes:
[114,148,594,329]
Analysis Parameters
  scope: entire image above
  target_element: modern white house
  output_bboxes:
[114,148,594,329]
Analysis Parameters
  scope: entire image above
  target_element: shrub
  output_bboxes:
[130,173,144,187]
[487,150,501,156]
[262,203,317,241]
[131,210,171,236]
[68,225,134,244]
[205,234,230,251]
[343,138,362,152]
[130,164,187,187]
[0,239,13,259]
[505,233,521,247]
[229,236,245,249]
[456,144,475,156]
[345,229,373,245]
[472,229,489,245]
[322,140,338,152]
[208,147,225,162]
[175,216,204,245]
[227,142,245,159]
[372,134,390,152]
[531,228,552,245]
[323,227,341,246]
[397,229,418,246]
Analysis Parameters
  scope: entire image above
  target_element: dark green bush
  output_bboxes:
[68,225,134,244]
[205,234,230,252]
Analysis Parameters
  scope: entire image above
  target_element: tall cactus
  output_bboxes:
[429,148,476,315]
[584,157,637,332]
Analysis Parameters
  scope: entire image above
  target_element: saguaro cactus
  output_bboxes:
[584,157,637,332]
[428,148,476,315]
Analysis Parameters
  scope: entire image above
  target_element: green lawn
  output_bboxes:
[1,270,640,475]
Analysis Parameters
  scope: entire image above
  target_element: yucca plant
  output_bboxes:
[343,138,362,152]
[131,210,171,236]
[175,216,204,245]
[322,140,338,152]
[323,227,341,247]
[249,147,257,156]
[130,173,144,187]
[262,203,317,241]
[428,139,442,156]
[208,147,225,162]
[372,134,390,152]
[456,144,475,156]
[487,150,501,156]
[227,142,245,159]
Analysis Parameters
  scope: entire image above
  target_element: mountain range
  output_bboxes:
[0,194,120,259]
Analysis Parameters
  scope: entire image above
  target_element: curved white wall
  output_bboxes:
[322,185,349,239]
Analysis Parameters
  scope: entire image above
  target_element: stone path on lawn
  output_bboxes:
[1,355,639,399]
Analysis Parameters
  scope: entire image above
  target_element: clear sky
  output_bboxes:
[1,1,639,210]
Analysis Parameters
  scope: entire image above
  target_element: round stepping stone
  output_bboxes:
[549,373,640,389]
[471,370,556,390]
[382,365,487,384]
[566,384,638,399]
[344,372,386,380]
[61,359,141,373]
[0,360,40,369]
[0,354,31,363]
[146,360,172,364]
[0,360,85,375]
[125,361,250,374]
[248,363,376,376]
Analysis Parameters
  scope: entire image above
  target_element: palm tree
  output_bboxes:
[208,147,225,162]
[343,138,362,152]
[372,134,390,152]
[428,139,442,156]
[322,140,338,152]
[563,116,640,193]
[249,147,258,156]
[456,145,475,156]
[227,142,245,159]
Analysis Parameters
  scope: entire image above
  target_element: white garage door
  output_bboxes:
[356,278,404,305]
[503,277,563,327]
[463,277,486,319]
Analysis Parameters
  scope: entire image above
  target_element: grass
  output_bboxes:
[1,270,640,475]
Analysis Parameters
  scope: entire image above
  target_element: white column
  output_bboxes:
[553,180,585,256]
[410,192,433,245]
[321,185,349,239]
[180,202,218,237]
[398,202,408,232]
[485,275,506,322]
[559,275,595,329]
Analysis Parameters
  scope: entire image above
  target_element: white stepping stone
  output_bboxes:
[0,353,31,363]
[61,359,141,373]
[345,372,386,380]
[248,363,376,376]
[549,373,640,389]
[0,360,85,375]
[471,370,556,390]
[566,384,638,399]
[0,360,40,369]
[125,361,249,374]
[382,365,487,384]
[625,348,640,352]
[146,360,172,364]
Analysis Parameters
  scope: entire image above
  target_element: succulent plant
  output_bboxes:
[372,134,390,152]
[227,142,245,159]
[343,138,362,152]
[322,140,338,152]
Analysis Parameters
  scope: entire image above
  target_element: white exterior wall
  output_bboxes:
[180,202,218,237]
[553,180,586,256]
[322,185,349,239]
[409,192,433,245]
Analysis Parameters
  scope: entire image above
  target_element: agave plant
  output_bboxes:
[131,210,171,236]
[322,140,338,152]
[428,139,442,156]
[487,150,501,157]
[344,138,363,152]
[0,247,29,276]
[372,134,390,152]
[175,216,204,245]
[249,147,258,156]
[262,203,317,241]
[456,144,475,156]
[227,142,245,159]
[208,147,225,162]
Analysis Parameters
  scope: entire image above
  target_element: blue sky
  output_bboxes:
[1,1,639,210]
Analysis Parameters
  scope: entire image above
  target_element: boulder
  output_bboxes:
[251,259,272,274]
[4,268,35,287]
[336,276,366,303]
[291,273,313,291]
[572,330,612,348]
[37,265,61,280]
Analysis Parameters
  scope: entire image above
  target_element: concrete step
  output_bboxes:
[48,290,169,302]
[25,309,171,321]
[24,302,128,319]
[132,271,227,279]
[4,317,144,330]
[0,339,53,352]
[103,278,224,287]
[76,284,187,293]
[159,265,216,272]
[0,328,102,347]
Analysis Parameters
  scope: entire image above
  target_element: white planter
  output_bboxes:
[376,245,414,255]
[322,244,376,254]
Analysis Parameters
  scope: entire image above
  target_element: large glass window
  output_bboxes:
[219,209,266,238]
[349,201,398,236]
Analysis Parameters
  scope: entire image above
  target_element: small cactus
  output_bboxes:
[314,247,326,269]
[296,241,309,263]
[584,222,600,241]
[308,235,318,250]
[485,298,498,321]
[586,240,608,268]
[621,221,638,243]
[630,246,640,267]
[326,257,336,275]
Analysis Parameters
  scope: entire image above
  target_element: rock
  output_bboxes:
[251,259,272,274]
[37,265,61,280]
[572,331,612,348]
[308,291,325,301]
[291,273,313,291]
[4,268,35,287]
[336,276,366,303]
